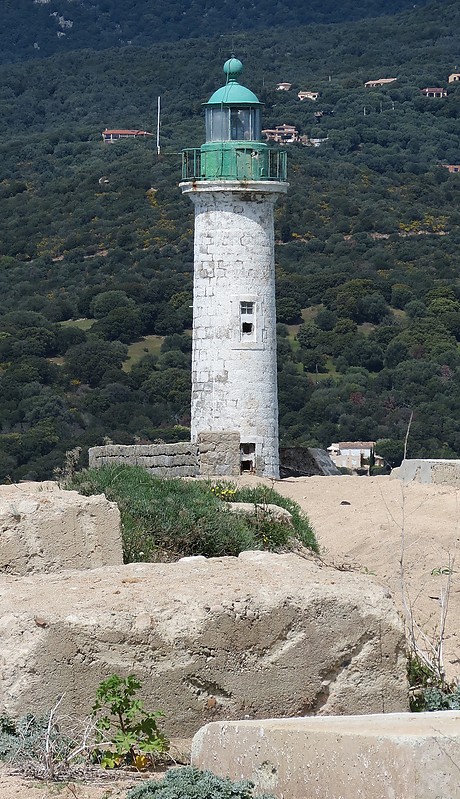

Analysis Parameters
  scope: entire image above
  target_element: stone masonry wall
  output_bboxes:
[89,434,243,478]
[197,431,240,476]
[182,181,287,478]
[89,442,199,477]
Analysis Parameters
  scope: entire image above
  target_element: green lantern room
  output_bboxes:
[182,58,287,182]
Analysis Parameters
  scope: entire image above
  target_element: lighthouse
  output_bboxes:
[180,58,288,478]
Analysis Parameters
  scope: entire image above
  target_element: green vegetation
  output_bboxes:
[123,335,165,372]
[0,2,460,479]
[126,767,277,799]
[0,0,430,65]
[408,654,460,712]
[92,674,168,770]
[0,713,73,774]
[67,465,317,562]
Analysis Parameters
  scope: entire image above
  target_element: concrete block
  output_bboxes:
[0,482,122,574]
[391,459,460,486]
[191,712,460,799]
[0,552,407,736]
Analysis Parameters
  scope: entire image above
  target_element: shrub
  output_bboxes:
[0,711,76,778]
[67,466,317,562]
[126,766,277,799]
[407,654,460,712]
[423,685,460,711]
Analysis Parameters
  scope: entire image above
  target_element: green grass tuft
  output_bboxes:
[67,466,317,562]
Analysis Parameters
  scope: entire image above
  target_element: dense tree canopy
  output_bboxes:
[0,0,432,65]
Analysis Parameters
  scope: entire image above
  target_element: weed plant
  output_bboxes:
[126,766,277,799]
[92,674,168,769]
[67,466,317,562]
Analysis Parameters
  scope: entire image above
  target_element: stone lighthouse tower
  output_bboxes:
[180,58,288,478]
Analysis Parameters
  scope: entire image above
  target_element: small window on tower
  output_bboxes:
[240,301,255,339]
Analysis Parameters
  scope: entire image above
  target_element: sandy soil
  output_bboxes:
[0,766,144,799]
[1,474,459,798]
[238,474,460,683]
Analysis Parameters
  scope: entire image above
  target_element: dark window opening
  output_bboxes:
[240,443,256,474]
[242,322,253,334]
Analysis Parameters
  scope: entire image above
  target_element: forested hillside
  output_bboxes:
[1,1,460,480]
[2,0,431,64]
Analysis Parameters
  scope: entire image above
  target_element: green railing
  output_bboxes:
[181,146,287,182]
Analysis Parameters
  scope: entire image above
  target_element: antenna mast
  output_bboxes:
[156,96,161,155]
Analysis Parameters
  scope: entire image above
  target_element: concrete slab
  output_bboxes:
[191,712,460,799]
[391,458,460,486]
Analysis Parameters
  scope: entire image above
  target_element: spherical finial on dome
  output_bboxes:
[223,57,243,80]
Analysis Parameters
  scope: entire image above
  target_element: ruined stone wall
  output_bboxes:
[88,442,199,477]
[88,434,244,478]
[0,552,408,737]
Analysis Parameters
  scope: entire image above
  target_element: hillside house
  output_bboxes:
[448,73,460,83]
[327,441,384,472]
[421,87,447,98]
[262,124,299,144]
[441,164,460,173]
[298,91,319,101]
[276,82,292,91]
[102,129,154,142]
[364,78,397,88]
[314,110,334,122]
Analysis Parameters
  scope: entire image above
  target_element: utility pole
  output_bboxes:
[156,96,161,156]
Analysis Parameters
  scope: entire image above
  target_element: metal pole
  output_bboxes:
[156,96,161,156]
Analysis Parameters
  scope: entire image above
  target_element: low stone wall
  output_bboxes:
[191,712,460,799]
[0,481,122,574]
[89,433,243,478]
[391,458,460,486]
[88,442,199,477]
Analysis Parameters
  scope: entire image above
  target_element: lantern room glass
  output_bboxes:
[205,107,261,142]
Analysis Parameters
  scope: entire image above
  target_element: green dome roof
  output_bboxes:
[205,58,262,106]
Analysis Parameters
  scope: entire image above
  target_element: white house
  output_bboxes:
[327,441,384,472]
[298,91,319,101]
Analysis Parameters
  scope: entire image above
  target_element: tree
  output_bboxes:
[65,340,128,387]
[376,439,405,468]
[90,291,135,319]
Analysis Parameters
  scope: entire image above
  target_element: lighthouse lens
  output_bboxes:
[205,108,228,141]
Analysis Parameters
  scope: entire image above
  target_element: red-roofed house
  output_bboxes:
[421,88,447,98]
[327,441,384,472]
[262,124,299,144]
